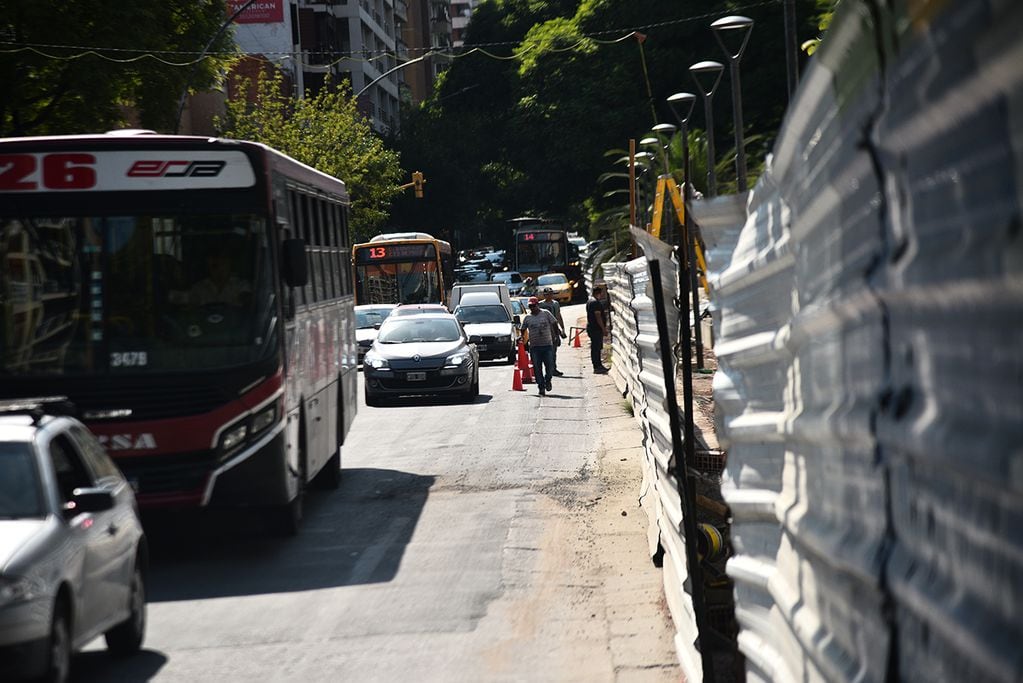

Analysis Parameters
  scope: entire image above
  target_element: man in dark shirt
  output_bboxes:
[586,285,609,374]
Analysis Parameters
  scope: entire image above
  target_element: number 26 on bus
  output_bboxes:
[0,153,97,191]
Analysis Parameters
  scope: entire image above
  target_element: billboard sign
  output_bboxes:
[227,0,284,24]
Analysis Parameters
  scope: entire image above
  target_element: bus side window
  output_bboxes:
[300,194,315,305]
[288,190,305,309]
[320,199,335,300]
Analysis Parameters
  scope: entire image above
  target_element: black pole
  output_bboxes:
[682,129,704,369]
[729,59,747,193]
[648,259,714,680]
[783,0,800,99]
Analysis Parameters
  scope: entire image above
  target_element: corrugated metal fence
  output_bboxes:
[703,0,1023,681]
[601,0,1023,680]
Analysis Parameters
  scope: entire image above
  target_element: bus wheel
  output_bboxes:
[271,488,303,536]
[313,448,341,490]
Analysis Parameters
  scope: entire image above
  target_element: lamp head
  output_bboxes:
[666,92,696,125]
[711,15,754,59]
[689,60,725,95]
[651,123,677,137]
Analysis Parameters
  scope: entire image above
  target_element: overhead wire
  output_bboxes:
[0,0,781,67]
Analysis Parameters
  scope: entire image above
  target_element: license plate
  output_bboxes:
[476,344,488,351]
[407,372,426,381]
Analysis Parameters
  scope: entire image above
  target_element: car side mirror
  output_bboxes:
[373,323,382,330]
[64,487,115,517]
[282,238,308,288]
[513,315,521,325]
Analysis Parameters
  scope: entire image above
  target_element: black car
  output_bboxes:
[362,313,480,406]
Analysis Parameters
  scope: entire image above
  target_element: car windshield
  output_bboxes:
[356,309,392,329]
[454,305,511,324]
[0,214,276,375]
[377,318,462,343]
[537,274,567,286]
[0,443,44,518]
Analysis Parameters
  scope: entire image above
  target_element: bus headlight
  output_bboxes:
[220,422,248,452]
[250,402,277,435]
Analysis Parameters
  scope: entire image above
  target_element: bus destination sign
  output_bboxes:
[0,151,256,192]
[519,231,561,242]
[356,243,437,263]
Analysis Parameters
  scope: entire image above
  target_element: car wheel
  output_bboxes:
[45,603,71,683]
[507,351,517,365]
[105,560,146,655]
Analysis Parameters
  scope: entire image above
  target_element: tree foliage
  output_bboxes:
[218,72,403,242]
[0,0,235,135]
[390,0,820,249]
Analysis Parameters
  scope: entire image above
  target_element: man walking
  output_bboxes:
[586,285,610,374]
[521,296,559,395]
[537,287,568,376]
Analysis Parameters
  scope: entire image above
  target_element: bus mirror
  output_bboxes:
[282,238,308,288]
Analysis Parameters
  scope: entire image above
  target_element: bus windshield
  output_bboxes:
[0,214,276,375]
[515,234,566,273]
[354,261,441,305]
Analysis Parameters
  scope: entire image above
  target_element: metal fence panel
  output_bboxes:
[699,0,1023,681]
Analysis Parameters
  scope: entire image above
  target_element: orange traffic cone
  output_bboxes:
[516,341,529,370]
[572,328,582,348]
[522,359,534,383]
[512,367,524,391]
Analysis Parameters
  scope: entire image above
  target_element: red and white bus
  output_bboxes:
[0,132,357,533]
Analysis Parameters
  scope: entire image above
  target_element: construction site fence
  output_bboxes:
[596,1,1023,680]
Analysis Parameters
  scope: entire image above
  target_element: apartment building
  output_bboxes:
[450,0,479,48]
[180,0,449,135]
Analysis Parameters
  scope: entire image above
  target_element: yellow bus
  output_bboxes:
[351,232,455,306]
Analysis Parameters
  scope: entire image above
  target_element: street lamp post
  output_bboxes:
[667,92,704,368]
[650,122,677,176]
[711,15,754,193]
[783,0,799,98]
[689,61,724,198]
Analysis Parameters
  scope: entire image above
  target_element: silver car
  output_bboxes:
[0,400,147,682]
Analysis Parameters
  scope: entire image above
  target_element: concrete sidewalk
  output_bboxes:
[559,303,681,681]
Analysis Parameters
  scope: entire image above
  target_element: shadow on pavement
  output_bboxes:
[74,649,168,682]
[140,467,435,602]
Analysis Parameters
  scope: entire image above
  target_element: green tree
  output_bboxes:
[391,0,819,247]
[218,72,403,242]
[0,0,235,135]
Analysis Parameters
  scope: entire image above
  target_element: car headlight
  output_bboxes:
[0,576,36,606]
[365,355,390,370]
[445,352,469,367]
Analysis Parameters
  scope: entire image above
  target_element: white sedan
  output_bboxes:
[0,401,147,682]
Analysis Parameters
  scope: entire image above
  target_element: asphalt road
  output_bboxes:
[77,305,679,682]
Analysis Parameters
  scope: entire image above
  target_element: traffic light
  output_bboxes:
[412,171,424,198]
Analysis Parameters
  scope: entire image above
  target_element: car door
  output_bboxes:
[71,424,138,627]
[46,432,121,639]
